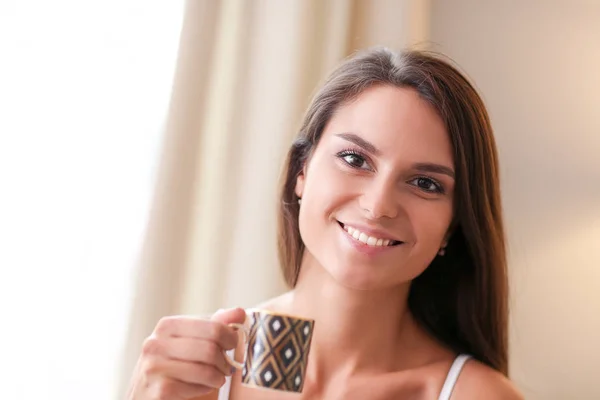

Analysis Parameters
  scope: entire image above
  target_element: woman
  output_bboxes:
[127,48,523,399]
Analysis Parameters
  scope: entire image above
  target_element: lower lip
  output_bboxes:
[338,223,400,256]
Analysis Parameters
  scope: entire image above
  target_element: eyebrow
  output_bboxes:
[335,132,381,155]
[335,132,455,179]
[413,163,455,179]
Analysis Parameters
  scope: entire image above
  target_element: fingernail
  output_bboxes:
[230,365,236,375]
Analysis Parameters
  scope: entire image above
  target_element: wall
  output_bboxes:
[430,1,600,399]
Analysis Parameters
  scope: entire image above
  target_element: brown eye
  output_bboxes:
[337,150,370,170]
[409,177,444,194]
[343,154,366,168]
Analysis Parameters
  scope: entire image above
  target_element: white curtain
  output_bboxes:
[0,1,184,399]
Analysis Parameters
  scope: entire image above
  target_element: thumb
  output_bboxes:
[210,307,247,325]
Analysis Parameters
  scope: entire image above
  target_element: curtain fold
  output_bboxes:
[116,1,429,398]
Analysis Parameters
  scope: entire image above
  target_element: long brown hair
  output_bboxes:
[277,48,509,375]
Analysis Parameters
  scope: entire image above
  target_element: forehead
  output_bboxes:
[323,85,453,166]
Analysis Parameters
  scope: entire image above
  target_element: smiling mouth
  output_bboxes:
[337,221,402,247]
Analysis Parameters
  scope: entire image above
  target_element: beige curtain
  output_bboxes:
[116,0,430,397]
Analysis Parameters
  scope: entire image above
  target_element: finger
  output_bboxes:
[146,357,227,389]
[156,337,232,376]
[154,316,240,350]
[210,307,247,325]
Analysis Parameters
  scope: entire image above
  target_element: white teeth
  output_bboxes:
[342,224,397,247]
[358,232,368,243]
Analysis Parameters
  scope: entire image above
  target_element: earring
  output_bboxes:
[438,247,446,256]
[298,198,302,205]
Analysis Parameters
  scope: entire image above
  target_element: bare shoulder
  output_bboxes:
[452,359,524,400]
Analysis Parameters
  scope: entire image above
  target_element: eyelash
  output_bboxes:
[335,148,445,194]
[410,176,445,194]
[337,148,370,170]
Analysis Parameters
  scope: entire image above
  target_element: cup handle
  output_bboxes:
[224,322,249,370]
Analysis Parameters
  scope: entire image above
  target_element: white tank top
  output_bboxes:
[218,354,471,400]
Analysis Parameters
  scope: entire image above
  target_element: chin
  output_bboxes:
[326,262,396,291]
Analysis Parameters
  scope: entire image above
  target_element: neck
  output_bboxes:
[285,251,422,380]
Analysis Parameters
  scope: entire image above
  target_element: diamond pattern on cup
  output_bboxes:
[242,311,314,393]
[283,364,306,392]
[256,360,283,388]
[274,333,301,372]
[293,320,314,353]
[264,370,273,382]
[272,319,281,332]
[246,329,269,367]
[265,315,289,344]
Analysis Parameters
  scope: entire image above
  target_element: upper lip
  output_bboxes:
[338,221,404,243]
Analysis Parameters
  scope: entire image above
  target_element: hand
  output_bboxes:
[127,308,246,400]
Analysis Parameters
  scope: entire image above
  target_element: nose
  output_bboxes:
[358,176,399,220]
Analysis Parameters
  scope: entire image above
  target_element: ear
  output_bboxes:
[441,238,449,249]
[294,166,306,199]
[442,223,456,248]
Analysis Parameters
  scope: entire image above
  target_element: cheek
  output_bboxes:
[411,201,453,247]
[297,159,356,263]
[303,159,357,217]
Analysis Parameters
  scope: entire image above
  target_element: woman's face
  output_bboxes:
[295,85,455,290]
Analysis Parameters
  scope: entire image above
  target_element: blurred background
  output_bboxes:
[0,0,598,399]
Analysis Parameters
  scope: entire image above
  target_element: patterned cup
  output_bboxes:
[225,308,315,393]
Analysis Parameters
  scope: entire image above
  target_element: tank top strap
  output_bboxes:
[438,354,472,400]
